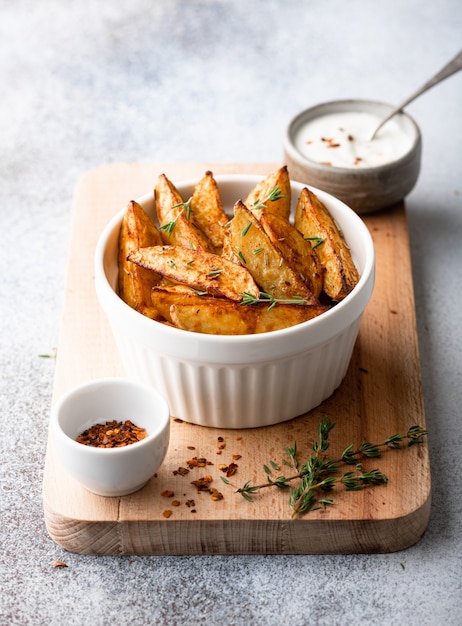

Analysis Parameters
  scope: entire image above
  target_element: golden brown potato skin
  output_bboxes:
[118,200,163,319]
[295,187,359,301]
[170,299,329,335]
[244,165,291,220]
[259,211,324,299]
[229,201,320,304]
[190,171,229,250]
[155,173,214,251]
[128,245,260,302]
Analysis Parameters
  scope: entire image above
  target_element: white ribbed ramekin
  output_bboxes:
[95,175,375,429]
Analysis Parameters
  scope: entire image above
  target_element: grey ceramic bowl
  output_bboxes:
[283,99,422,214]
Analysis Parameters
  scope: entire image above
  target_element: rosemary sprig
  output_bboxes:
[252,185,286,210]
[235,417,428,517]
[240,290,309,311]
[160,198,192,237]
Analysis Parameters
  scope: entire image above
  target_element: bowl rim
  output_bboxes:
[284,98,422,175]
[52,377,170,455]
[94,174,375,360]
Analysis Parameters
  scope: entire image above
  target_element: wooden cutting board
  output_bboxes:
[43,162,431,555]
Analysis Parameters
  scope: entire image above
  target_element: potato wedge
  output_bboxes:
[151,285,211,323]
[229,201,319,304]
[118,200,163,319]
[190,171,229,249]
[128,245,260,302]
[170,299,328,335]
[244,165,291,220]
[295,187,360,301]
[259,211,324,298]
[155,173,213,251]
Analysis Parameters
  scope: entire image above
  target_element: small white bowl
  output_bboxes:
[284,99,422,214]
[95,174,375,429]
[51,378,170,496]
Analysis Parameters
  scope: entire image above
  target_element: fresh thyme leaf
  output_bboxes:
[234,420,428,517]
[304,236,325,249]
[252,185,286,210]
[160,198,192,237]
[241,222,252,237]
[207,268,223,278]
[239,291,310,309]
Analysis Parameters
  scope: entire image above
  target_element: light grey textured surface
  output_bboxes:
[1,1,461,624]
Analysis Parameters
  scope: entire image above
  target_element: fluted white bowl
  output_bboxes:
[51,378,170,496]
[95,174,375,429]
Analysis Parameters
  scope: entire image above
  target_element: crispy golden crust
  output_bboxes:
[118,200,163,319]
[295,187,359,301]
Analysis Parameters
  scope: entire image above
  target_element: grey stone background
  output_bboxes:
[1,1,461,624]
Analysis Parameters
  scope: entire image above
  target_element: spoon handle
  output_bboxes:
[371,49,462,139]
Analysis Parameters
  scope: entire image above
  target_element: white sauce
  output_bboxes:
[294,111,414,169]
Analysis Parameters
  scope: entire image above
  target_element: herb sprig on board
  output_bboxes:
[225,418,428,517]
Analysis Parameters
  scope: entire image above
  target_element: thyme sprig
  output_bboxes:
[235,418,428,517]
[252,185,286,210]
[240,290,309,311]
[160,198,192,237]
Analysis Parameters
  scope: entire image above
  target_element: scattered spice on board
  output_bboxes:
[76,419,147,448]
[162,510,172,518]
[186,456,213,469]
[161,490,174,498]
[173,466,190,476]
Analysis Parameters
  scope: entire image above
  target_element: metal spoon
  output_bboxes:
[370,48,462,140]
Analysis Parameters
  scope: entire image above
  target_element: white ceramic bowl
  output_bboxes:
[95,174,375,429]
[51,378,170,496]
[284,99,422,214]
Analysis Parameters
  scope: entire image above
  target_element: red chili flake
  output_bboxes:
[354,157,363,165]
[173,466,190,477]
[187,446,196,450]
[232,454,242,460]
[162,510,173,518]
[171,500,181,507]
[191,475,214,491]
[185,499,196,508]
[186,456,212,468]
[161,490,174,498]
[76,419,147,448]
[348,134,354,141]
[210,488,224,501]
[226,462,238,477]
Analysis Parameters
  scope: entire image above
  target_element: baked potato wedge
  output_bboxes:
[229,201,319,304]
[170,299,328,335]
[295,187,360,301]
[151,284,210,323]
[128,245,260,302]
[190,171,228,249]
[244,165,291,220]
[259,210,324,298]
[155,173,213,251]
[118,200,163,319]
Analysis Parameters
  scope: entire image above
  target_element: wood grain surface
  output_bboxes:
[42,162,431,555]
